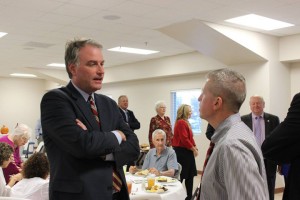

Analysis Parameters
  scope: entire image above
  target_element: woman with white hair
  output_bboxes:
[0,123,31,183]
[148,101,173,148]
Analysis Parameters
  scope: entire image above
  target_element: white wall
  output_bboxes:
[290,63,300,98]
[0,77,46,138]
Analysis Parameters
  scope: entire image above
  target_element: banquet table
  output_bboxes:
[126,173,187,200]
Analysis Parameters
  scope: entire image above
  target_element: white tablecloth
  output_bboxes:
[126,174,187,200]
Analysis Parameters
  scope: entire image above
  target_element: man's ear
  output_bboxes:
[213,97,223,110]
[68,64,76,76]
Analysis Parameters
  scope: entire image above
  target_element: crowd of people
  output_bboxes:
[1,38,298,200]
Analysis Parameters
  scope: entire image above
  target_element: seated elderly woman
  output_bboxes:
[130,129,178,177]
[0,123,32,183]
[0,142,23,196]
[11,153,50,200]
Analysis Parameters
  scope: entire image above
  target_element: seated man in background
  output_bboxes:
[129,129,178,177]
[11,152,49,200]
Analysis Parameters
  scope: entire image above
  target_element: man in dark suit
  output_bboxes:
[262,93,300,200]
[241,95,280,200]
[118,95,140,132]
[41,38,140,200]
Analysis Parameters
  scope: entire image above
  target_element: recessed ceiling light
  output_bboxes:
[225,14,294,30]
[0,32,8,38]
[10,73,37,78]
[108,47,159,55]
[47,63,65,67]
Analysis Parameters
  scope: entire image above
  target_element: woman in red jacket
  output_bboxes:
[172,104,198,200]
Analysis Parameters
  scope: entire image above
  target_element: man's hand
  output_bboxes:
[149,167,160,176]
[76,119,87,130]
[129,166,137,174]
[117,130,127,141]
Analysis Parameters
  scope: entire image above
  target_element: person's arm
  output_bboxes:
[7,173,22,187]
[222,141,268,199]
[149,167,175,177]
[148,118,156,148]
[129,166,138,174]
[164,149,178,177]
[3,155,21,183]
[41,89,125,159]
[176,120,196,150]
[262,93,300,163]
[128,111,140,130]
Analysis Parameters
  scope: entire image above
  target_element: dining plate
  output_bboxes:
[156,176,177,183]
[145,185,168,194]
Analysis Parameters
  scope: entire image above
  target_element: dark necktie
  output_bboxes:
[88,95,122,192]
[195,141,215,200]
[202,142,215,177]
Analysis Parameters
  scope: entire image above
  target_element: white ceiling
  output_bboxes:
[1,0,300,79]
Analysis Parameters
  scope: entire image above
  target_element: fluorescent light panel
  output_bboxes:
[108,46,159,55]
[225,14,294,30]
[10,73,36,77]
[0,32,8,38]
[47,63,65,67]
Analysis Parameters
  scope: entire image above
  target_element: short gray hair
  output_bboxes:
[65,38,103,78]
[250,95,264,103]
[206,68,246,113]
[155,100,166,112]
[9,123,32,139]
[152,129,166,141]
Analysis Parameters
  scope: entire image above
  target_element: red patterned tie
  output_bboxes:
[88,95,122,192]
[202,142,215,177]
[194,142,215,200]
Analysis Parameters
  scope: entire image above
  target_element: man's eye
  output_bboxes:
[87,62,97,66]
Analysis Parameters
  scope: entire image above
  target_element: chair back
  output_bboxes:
[22,141,35,158]
[36,141,45,153]
[174,162,182,180]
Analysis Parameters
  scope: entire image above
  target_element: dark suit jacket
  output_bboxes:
[119,108,140,132]
[241,112,280,177]
[41,82,140,200]
[262,93,300,200]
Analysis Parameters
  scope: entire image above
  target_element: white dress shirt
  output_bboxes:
[0,167,11,196]
[11,177,49,200]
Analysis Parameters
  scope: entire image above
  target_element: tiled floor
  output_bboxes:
[189,174,283,200]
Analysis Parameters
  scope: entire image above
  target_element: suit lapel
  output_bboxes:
[65,82,100,131]
[119,108,126,121]
[264,113,271,136]
[245,114,253,131]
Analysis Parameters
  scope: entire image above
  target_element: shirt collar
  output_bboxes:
[251,112,264,119]
[71,81,94,102]
[154,146,167,157]
[211,113,241,144]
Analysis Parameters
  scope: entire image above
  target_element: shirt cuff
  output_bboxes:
[112,130,122,144]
